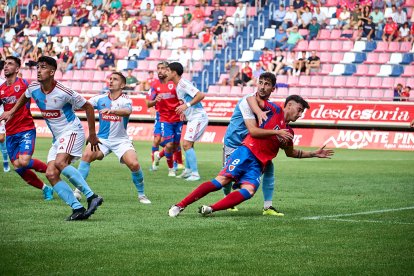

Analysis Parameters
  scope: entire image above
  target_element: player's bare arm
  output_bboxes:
[146,94,162,108]
[80,101,100,151]
[283,144,334,159]
[175,91,205,115]
[244,119,293,142]
[246,94,269,126]
[100,108,132,117]
[0,93,30,123]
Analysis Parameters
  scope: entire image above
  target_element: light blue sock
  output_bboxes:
[78,160,91,180]
[53,180,83,209]
[131,168,145,196]
[185,148,198,173]
[0,141,8,168]
[185,151,190,170]
[262,162,275,208]
[61,165,94,198]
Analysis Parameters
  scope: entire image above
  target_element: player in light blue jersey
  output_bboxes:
[0,60,10,173]
[76,72,151,204]
[222,72,293,215]
[165,62,209,181]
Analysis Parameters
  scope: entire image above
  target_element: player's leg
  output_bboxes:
[121,148,151,204]
[151,116,162,171]
[159,122,176,176]
[261,162,284,216]
[222,145,237,211]
[0,126,10,172]
[173,143,184,169]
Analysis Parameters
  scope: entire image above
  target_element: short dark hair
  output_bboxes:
[168,62,184,76]
[111,71,126,84]
[38,56,57,70]
[406,86,411,91]
[259,72,277,87]
[158,61,169,67]
[6,56,21,67]
[284,95,310,109]
[0,60,4,71]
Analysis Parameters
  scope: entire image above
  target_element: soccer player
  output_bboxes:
[168,86,333,217]
[146,62,183,177]
[165,62,209,181]
[0,56,53,200]
[75,72,151,204]
[0,60,10,173]
[0,56,103,221]
[222,72,293,216]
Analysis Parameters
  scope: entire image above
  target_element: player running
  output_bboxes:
[1,56,103,221]
[168,75,333,217]
[0,60,10,173]
[0,56,53,200]
[146,62,183,177]
[164,62,209,181]
[75,72,151,204]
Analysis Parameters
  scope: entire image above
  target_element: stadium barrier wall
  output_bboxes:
[34,120,414,151]
[30,96,414,128]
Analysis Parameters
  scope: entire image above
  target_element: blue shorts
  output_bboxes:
[153,113,161,136]
[219,145,262,191]
[6,129,36,162]
[160,121,183,147]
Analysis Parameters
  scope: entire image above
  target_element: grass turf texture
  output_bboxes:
[1,138,413,275]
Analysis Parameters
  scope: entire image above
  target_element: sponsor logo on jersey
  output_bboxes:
[229,165,235,171]
[101,113,121,121]
[40,109,61,118]
[14,85,20,92]
[168,83,174,90]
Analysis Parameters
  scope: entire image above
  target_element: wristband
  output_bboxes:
[186,102,191,108]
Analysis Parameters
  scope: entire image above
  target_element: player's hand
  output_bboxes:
[155,95,162,102]
[86,134,101,152]
[0,111,13,123]
[100,108,112,114]
[276,129,293,142]
[180,113,186,121]
[312,145,334,159]
[257,110,269,126]
[175,104,188,115]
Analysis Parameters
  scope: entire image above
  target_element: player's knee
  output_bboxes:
[82,151,94,162]
[182,142,192,151]
[0,136,5,143]
[54,160,68,172]
[45,168,59,182]
[128,161,140,172]
[18,158,30,168]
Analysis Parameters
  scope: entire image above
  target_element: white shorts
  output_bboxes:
[184,114,208,142]
[0,121,5,134]
[98,137,135,163]
[47,130,85,163]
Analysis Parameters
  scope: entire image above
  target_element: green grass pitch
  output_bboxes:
[1,138,413,275]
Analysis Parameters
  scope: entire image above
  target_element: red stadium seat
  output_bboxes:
[310,75,323,87]
[319,40,331,51]
[71,81,82,91]
[333,76,346,88]
[92,82,105,93]
[318,29,330,40]
[147,50,161,60]
[320,64,333,75]
[84,59,97,70]
[335,88,348,98]
[82,70,95,81]
[277,75,288,84]
[311,87,324,98]
[319,52,332,63]
[374,41,388,52]
[298,75,311,87]
[69,27,81,37]
[243,86,255,95]
[364,53,379,64]
[371,89,384,99]
[369,77,383,88]
[288,87,301,95]
[230,86,242,96]
[402,65,414,77]
[81,82,93,93]
[287,76,299,86]
[54,70,63,81]
[366,64,380,76]
[345,76,358,88]
[347,89,360,99]
[275,87,288,97]
[329,29,341,40]
[93,71,106,82]
[354,64,369,76]
[137,60,149,71]
[360,89,371,99]
[320,76,334,87]
[61,71,74,81]
[59,26,71,36]
[295,40,308,51]
[207,85,220,96]
[378,53,390,64]
[219,86,230,96]
[381,77,395,89]
[331,52,344,63]
[356,76,370,88]
[308,41,320,51]
[400,42,412,52]
[148,61,159,71]
[386,42,400,53]
[341,40,354,52]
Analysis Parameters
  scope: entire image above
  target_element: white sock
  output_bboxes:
[264,201,272,209]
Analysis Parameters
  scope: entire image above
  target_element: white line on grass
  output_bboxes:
[325,218,414,225]
[302,206,414,220]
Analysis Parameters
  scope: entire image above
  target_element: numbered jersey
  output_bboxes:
[25,81,86,140]
[175,78,207,121]
[243,101,294,167]
[89,93,132,140]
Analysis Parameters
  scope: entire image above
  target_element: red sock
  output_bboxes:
[165,154,173,169]
[173,147,183,165]
[159,149,165,158]
[29,159,47,173]
[210,191,248,212]
[19,169,44,190]
[177,181,221,208]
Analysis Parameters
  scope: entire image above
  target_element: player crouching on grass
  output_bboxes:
[169,76,334,217]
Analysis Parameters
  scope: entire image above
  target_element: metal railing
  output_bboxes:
[201,69,209,92]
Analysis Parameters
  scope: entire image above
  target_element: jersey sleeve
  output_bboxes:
[69,90,87,110]
[24,85,33,98]
[122,97,133,111]
[178,79,200,98]
[238,97,256,120]
[88,95,99,109]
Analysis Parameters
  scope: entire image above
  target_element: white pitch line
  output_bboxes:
[302,206,414,220]
[326,218,414,225]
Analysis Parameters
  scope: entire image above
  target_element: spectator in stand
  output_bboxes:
[409,24,414,43]
[160,24,174,49]
[220,0,236,6]
[109,0,122,10]
[72,45,87,70]
[139,71,156,91]
[396,22,410,41]
[20,36,34,59]
[98,46,116,70]
[372,0,385,10]
[141,2,153,25]
[280,25,303,52]
[280,51,296,76]
[95,36,113,58]
[307,17,320,41]
[268,48,285,74]
[199,28,213,50]
[154,5,164,23]
[223,59,242,87]
[294,50,308,76]
[149,14,161,33]
[60,0,72,10]
[160,15,173,32]
[259,47,273,71]
[305,50,320,75]
[75,4,90,26]
[370,6,385,39]
[91,27,107,48]
[45,35,55,53]
[192,4,205,20]
[293,0,305,15]
[39,4,50,25]
[358,5,371,28]
[25,15,41,36]
[127,26,141,49]
[274,25,288,48]
[313,6,327,28]
[169,46,192,71]
[115,24,131,48]
[182,7,193,26]
[145,28,160,49]
[44,6,59,26]
[311,0,326,5]
[88,6,102,26]
[186,15,205,38]
[299,6,312,29]
[212,16,226,36]
[386,0,403,8]
[233,1,247,28]
[58,46,74,73]
[0,25,16,47]
[8,38,21,57]
[246,63,264,86]
[401,86,411,102]
[125,69,139,91]
[349,4,362,30]
[337,6,351,29]
[32,4,41,17]
[35,37,47,51]
[206,3,225,27]
[6,0,18,19]
[108,8,120,26]
[269,4,286,28]
[355,16,376,41]
[382,17,399,41]
[11,14,30,37]
[80,23,95,44]
[169,0,183,6]
[59,9,73,26]
[393,6,407,27]
[393,83,403,101]
[140,0,154,10]
[283,5,298,29]
[54,36,65,55]
[241,61,253,86]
